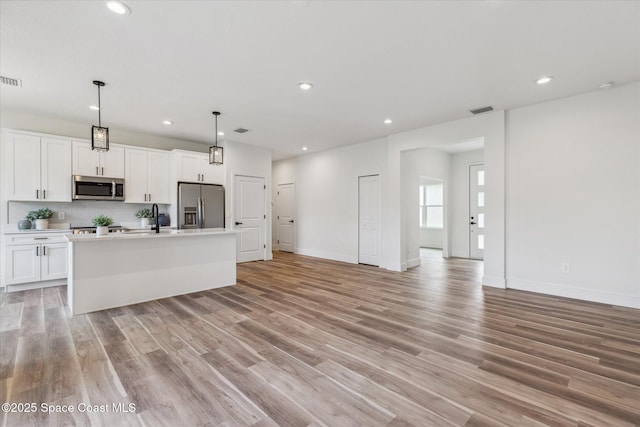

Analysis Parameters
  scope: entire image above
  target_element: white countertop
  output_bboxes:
[2,223,72,234]
[65,227,237,242]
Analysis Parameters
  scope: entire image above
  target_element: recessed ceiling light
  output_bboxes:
[217,131,224,136]
[536,76,554,85]
[298,82,313,90]
[106,1,131,15]
[599,81,614,90]
[162,120,173,125]
[302,146,308,151]
[384,118,393,124]
[89,105,100,111]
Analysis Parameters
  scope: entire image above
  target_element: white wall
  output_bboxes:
[385,111,505,285]
[0,110,208,153]
[402,149,450,264]
[272,138,387,263]
[506,82,640,308]
[226,141,273,260]
[450,149,484,257]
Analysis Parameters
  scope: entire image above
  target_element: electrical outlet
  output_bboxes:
[561,263,570,274]
[58,212,65,220]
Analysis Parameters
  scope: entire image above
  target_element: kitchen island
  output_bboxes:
[66,228,237,315]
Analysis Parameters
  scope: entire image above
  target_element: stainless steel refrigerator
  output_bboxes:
[177,183,225,229]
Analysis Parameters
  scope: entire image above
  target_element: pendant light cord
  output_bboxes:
[97,85,102,127]
[214,113,218,147]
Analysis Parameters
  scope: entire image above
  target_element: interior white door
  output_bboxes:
[469,164,485,260]
[358,175,380,266]
[234,175,265,263]
[276,183,295,252]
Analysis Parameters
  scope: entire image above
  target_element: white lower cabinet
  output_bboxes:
[4,234,69,285]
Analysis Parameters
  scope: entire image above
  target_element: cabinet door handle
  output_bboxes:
[144,194,147,202]
[36,246,39,257]
[43,190,46,199]
[201,174,204,182]
[43,246,47,256]
[101,167,104,176]
[148,194,151,202]
[36,189,39,199]
[96,166,99,175]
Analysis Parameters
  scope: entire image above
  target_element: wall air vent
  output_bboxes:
[469,106,494,115]
[1,76,22,87]
[234,128,249,133]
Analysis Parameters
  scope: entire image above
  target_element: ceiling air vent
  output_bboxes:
[234,128,249,133]
[468,106,494,115]
[1,76,22,87]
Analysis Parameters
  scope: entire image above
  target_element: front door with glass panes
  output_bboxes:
[469,164,484,259]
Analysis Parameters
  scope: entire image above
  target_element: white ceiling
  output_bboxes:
[1,1,639,160]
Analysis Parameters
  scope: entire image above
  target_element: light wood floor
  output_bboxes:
[1,250,639,426]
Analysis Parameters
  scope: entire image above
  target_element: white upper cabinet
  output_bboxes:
[72,140,124,178]
[173,150,224,184]
[124,147,170,204]
[41,138,73,202]
[4,131,71,202]
[147,151,170,204]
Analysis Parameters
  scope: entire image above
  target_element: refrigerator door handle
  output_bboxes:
[197,197,202,228]
[201,198,205,228]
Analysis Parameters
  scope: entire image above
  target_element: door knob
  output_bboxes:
[289,220,294,223]
[470,221,477,225]
[235,221,243,225]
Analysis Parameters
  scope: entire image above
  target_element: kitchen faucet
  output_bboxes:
[151,203,160,233]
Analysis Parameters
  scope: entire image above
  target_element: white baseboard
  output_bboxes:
[482,275,506,288]
[406,258,421,269]
[381,261,404,272]
[295,248,358,264]
[507,277,640,309]
[4,279,67,293]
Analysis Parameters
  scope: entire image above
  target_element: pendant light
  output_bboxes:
[209,111,223,165]
[91,80,109,151]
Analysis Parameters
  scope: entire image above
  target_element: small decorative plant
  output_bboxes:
[92,215,114,227]
[135,208,153,219]
[26,208,54,220]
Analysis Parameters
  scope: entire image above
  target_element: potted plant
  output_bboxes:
[135,208,153,227]
[26,208,54,230]
[92,214,114,236]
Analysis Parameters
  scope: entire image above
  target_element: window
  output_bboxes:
[419,183,443,228]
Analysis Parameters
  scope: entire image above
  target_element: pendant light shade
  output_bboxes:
[209,111,223,165]
[91,80,109,151]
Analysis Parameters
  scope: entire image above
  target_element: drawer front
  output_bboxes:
[5,233,70,245]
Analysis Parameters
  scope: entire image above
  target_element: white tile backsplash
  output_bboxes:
[8,201,170,228]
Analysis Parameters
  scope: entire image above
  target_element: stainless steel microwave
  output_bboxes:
[72,175,125,201]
